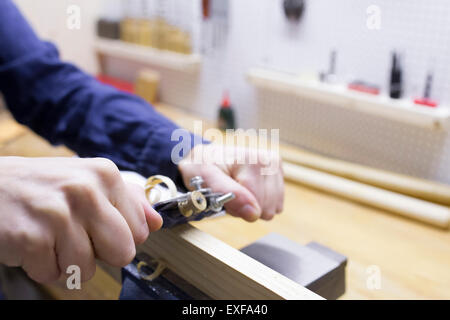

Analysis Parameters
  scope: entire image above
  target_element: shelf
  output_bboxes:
[247,68,450,130]
[94,38,202,73]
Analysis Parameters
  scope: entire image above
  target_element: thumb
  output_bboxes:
[200,166,262,222]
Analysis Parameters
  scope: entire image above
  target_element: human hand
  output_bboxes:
[0,157,162,284]
[178,144,284,222]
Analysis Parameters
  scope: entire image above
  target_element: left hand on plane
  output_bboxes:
[179,144,284,222]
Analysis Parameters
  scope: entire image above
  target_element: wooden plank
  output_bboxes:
[94,39,202,73]
[281,146,450,206]
[283,162,450,229]
[139,224,322,300]
[192,184,450,300]
[41,265,122,300]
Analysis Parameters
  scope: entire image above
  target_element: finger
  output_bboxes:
[85,195,136,267]
[201,166,262,222]
[260,168,286,219]
[56,222,96,282]
[235,167,266,212]
[21,232,60,284]
[112,182,150,244]
[276,169,285,214]
[23,251,60,284]
[0,230,23,267]
[261,174,278,220]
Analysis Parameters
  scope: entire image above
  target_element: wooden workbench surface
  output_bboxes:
[0,105,448,300]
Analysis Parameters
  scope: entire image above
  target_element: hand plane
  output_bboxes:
[145,175,235,228]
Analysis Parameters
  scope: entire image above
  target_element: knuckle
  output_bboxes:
[236,175,255,190]
[32,235,53,253]
[54,209,71,227]
[258,151,281,168]
[15,229,45,254]
[30,196,72,228]
[238,175,251,185]
[134,227,149,245]
[92,158,121,183]
[62,181,100,210]
[78,184,97,200]
[32,269,61,284]
[62,180,94,197]
[111,243,136,267]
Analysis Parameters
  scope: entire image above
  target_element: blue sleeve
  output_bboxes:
[0,0,201,181]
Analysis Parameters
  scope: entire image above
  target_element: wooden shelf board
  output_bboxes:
[94,38,202,73]
[247,68,450,130]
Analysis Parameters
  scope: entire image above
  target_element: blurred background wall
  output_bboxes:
[13,0,450,183]
[15,0,101,74]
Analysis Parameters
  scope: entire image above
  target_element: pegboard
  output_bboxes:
[101,0,450,183]
[257,89,450,181]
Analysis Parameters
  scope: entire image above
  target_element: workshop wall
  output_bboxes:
[14,0,450,184]
[14,0,101,74]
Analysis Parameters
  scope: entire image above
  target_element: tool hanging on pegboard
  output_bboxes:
[283,0,305,23]
[201,0,229,54]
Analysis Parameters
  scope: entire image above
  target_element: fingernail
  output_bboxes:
[238,204,260,221]
[143,203,163,231]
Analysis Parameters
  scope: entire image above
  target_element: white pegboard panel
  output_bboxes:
[259,0,450,105]
[102,0,450,184]
[257,89,450,182]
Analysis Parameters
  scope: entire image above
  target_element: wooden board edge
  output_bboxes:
[139,224,323,300]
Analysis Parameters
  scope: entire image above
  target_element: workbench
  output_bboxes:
[0,104,449,300]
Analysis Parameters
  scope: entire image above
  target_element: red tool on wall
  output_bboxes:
[414,72,438,108]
